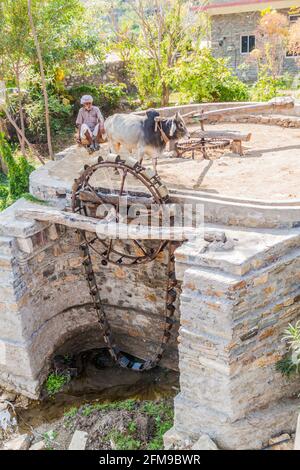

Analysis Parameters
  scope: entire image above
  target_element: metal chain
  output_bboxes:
[78,230,179,371]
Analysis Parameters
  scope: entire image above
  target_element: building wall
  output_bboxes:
[211,9,299,81]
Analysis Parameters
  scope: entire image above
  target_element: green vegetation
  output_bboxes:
[171,49,249,104]
[142,401,174,450]
[103,399,173,450]
[64,407,78,419]
[81,398,136,416]
[0,133,35,210]
[45,372,70,396]
[127,420,137,434]
[67,82,126,117]
[108,430,141,450]
[43,430,58,450]
[276,355,297,377]
[251,70,293,101]
[276,322,300,377]
[21,193,48,205]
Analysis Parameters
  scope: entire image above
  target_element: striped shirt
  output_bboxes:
[76,106,104,131]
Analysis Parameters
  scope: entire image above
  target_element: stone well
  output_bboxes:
[1,106,300,449]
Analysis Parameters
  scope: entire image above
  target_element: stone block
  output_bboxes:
[17,238,33,254]
[29,441,46,451]
[191,434,218,451]
[294,413,300,450]
[68,430,88,450]
[163,426,199,450]
[4,434,32,450]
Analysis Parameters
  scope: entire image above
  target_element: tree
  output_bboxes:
[0,0,30,154]
[0,0,97,158]
[288,18,300,57]
[171,48,249,103]
[109,0,205,106]
[250,10,289,78]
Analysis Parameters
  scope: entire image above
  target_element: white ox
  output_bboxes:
[104,109,189,173]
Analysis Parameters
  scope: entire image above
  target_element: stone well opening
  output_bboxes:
[1,101,300,449]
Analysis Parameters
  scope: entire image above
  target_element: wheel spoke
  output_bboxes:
[119,169,127,196]
[132,239,148,257]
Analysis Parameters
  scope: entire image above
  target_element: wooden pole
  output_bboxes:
[182,97,295,120]
[16,205,195,241]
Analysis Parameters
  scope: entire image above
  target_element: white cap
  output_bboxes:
[80,95,93,104]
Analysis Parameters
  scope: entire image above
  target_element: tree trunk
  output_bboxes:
[4,108,45,165]
[161,82,170,107]
[27,0,54,160]
[15,64,26,155]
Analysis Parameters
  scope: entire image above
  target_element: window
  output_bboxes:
[241,35,255,54]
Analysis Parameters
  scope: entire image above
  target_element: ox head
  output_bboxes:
[168,112,189,140]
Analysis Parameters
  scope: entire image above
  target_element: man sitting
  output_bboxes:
[76,95,105,152]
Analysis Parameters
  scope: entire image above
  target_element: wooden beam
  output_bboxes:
[183,97,294,120]
[16,206,197,241]
[190,130,252,141]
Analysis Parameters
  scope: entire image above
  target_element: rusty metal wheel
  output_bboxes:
[72,154,170,266]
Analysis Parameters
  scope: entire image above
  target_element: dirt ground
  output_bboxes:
[157,122,300,200]
[22,398,174,450]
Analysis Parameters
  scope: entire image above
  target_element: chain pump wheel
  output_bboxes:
[176,137,230,159]
[72,155,180,371]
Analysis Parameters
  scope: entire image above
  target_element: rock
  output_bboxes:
[15,395,30,409]
[17,237,34,254]
[163,426,199,450]
[208,239,234,252]
[191,434,218,451]
[135,414,153,441]
[268,433,290,446]
[0,408,17,432]
[68,430,88,450]
[4,434,32,450]
[204,231,226,243]
[0,402,9,411]
[30,441,45,451]
[270,441,294,450]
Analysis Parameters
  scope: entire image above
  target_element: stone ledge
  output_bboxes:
[0,199,49,238]
[175,225,300,278]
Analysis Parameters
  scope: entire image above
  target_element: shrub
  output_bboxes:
[0,133,35,210]
[45,372,70,396]
[171,49,250,103]
[251,71,294,101]
[68,82,126,117]
[24,91,72,142]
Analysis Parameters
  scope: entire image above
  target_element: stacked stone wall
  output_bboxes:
[0,204,180,397]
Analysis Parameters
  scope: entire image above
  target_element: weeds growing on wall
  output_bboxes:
[0,133,35,211]
[45,372,71,396]
[276,321,300,377]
